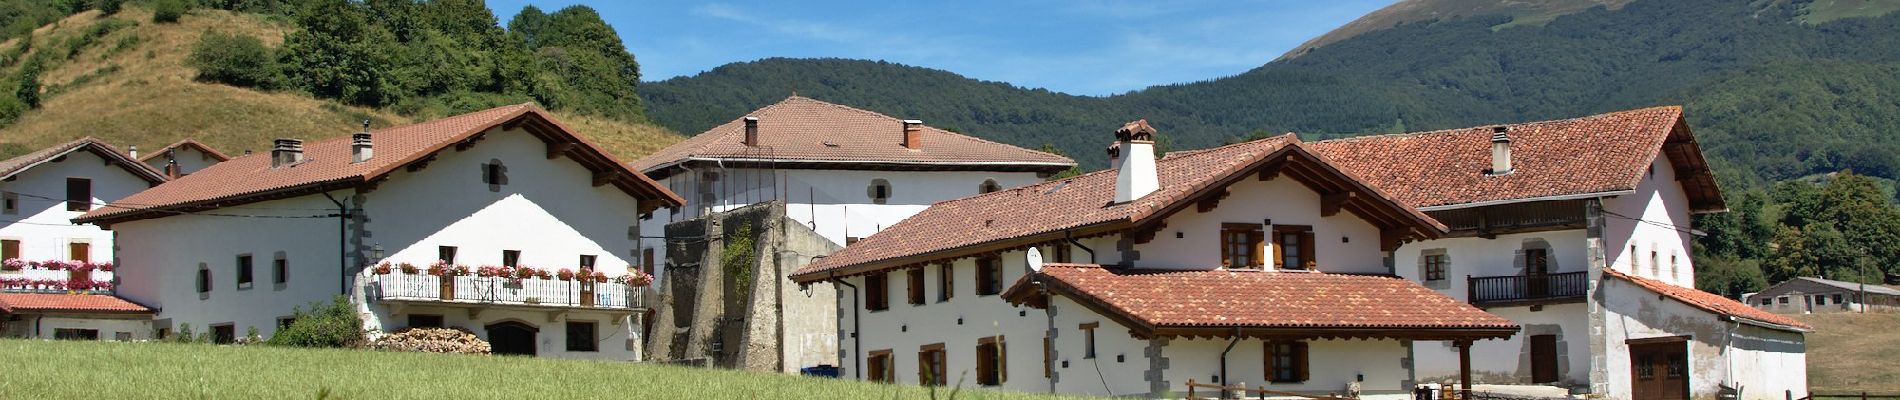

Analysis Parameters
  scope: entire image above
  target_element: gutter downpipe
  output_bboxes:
[1724,319,1740,399]
[1065,231,1096,264]
[1219,327,1242,386]
[322,192,350,295]
[825,262,862,380]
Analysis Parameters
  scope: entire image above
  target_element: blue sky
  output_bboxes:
[486,1,1394,96]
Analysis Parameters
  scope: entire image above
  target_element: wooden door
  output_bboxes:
[1530,335,1559,383]
[69,242,90,262]
[1629,342,1689,400]
[1525,248,1550,298]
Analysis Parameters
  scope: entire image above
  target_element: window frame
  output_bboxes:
[918,343,947,386]
[867,350,895,383]
[235,254,254,290]
[906,266,926,305]
[65,177,91,211]
[1,239,20,261]
[408,314,444,329]
[438,246,458,264]
[503,250,521,268]
[2,191,16,214]
[1221,223,1265,269]
[937,262,954,302]
[1080,322,1099,359]
[865,272,890,311]
[1265,340,1310,383]
[272,253,288,286]
[196,264,212,294]
[1271,225,1316,270]
[976,336,1007,386]
[565,320,599,352]
[1423,253,1448,281]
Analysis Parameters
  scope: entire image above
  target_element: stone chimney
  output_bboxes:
[271,138,304,168]
[902,120,923,150]
[1113,119,1158,203]
[352,121,374,164]
[1488,126,1513,175]
[127,145,138,160]
[742,117,760,146]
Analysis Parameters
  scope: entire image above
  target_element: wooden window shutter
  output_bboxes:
[999,337,1008,384]
[1249,230,1265,268]
[918,350,930,384]
[1264,341,1279,378]
[1271,232,1285,269]
[1043,334,1053,378]
[1300,231,1316,270]
[1294,341,1311,382]
[2,239,19,260]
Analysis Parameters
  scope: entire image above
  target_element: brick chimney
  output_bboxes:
[351,121,374,164]
[271,138,303,168]
[902,120,923,150]
[742,117,760,146]
[1488,126,1513,175]
[1113,119,1158,203]
[127,145,138,160]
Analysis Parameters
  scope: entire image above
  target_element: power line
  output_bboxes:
[1601,209,1704,237]
[2,190,337,211]
[3,191,338,219]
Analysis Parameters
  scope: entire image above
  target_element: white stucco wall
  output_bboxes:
[1602,277,1808,400]
[1134,176,1386,272]
[1603,156,1697,287]
[837,248,1050,392]
[1,149,151,273]
[13,314,153,340]
[1162,337,1411,396]
[141,146,221,177]
[1394,230,1591,386]
[1394,230,1590,297]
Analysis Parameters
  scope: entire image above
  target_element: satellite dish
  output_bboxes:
[1026,247,1044,273]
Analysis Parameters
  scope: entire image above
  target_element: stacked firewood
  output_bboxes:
[370,327,492,354]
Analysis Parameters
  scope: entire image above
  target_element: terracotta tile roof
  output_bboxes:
[75,104,683,225]
[1604,269,1811,332]
[0,293,151,314]
[137,139,231,163]
[1004,264,1517,339]
[631,96,1075,175]
[790,135,1444,282]
[0,137,167,184]
[1308,106,1724,212]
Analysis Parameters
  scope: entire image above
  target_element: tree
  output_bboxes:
[188,31,278,89]
[12,53,43,109]
[152,0,187,23]
[278,0,401,106]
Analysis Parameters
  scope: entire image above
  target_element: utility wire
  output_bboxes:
[4,191,338,219]
[1601,209,1703,236]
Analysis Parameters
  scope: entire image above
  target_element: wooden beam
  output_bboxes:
[1456,340,1473,395]
[546,142,577,159]
[1380,228,1410,252]
[1196,189,1230,213]
[1256,160,1283,181]
[593,170,621,187]
[1320,192,1353,217]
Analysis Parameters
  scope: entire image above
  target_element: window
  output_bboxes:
[1630,245,1639,270]
[907,267,925,305]
[53,328,99,340]
[1423,253,1448,281]
[114,332,132,341]
[975,256,1002,296]
[503,250,521,267]
[481,161,506,185]
[865,272,889,311]
[918,343,947,386]
[1525,248,1549,275]
[641,248,655,276]
[1221,223,1264,269]
[1080,322,1099,359]
[937,262,954,302]
[976,336,1007,386]
[2,191,16,214]
[211,324,236,344]
[1650,249,1659,275]
[868,179,891,204]
[438,246,458,264]
[566,321,598,352]
[1273,225,1315,270]
[2,239,19,261]
[1834,294,1845,304]
[1669,253,1678,276]
[1815,295,1827,306]
[1265,340,1309,383]
[867,350,894,383]
[408,314,443,328]
[68,242,90,263]
[236,254,254,289]
[979,179,1001,194]
[1759,298,1772,306]
[1053,244,1072,263]
[196,264,211,293]
[66,178,91,211]
[579,254,597,269]
[272,254,288,285]
[1778,296,1789,304]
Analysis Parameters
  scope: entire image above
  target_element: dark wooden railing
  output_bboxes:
[1467,272,1587,307]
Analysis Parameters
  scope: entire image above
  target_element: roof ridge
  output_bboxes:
[778,96,1068,159]
[1314,106,1683,145]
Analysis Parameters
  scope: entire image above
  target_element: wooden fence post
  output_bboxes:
[1187,378,1196,399]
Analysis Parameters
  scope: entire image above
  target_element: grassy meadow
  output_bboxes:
[0,339,1089,400]
[1800,312,1900,395]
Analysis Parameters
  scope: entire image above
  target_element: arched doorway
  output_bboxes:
[485,320,538,356]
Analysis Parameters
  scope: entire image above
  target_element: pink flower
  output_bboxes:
[557,268,575,281]
[93,261,114,272]
[477,266,501,278]
[591,271,608,283]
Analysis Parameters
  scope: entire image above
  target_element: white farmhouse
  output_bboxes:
[789,120,1518,397]
[632,96,1076,265]
[76,104,685,359]
[137,139,230,178]
[1310,106,1810,400]
[0,138,165,339]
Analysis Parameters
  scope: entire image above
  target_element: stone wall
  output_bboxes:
[648,201,840,372]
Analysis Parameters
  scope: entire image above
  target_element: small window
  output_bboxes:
[1650,249,1659,275]
[2,191,16,214]
[196,264,212,293]
[1423,253,1448,281]
[1273,225,1315,270]
[481,161,506,185]
[975,256,1002,296]
[566,321,598,352]
[66,178,91,211]
[503,250,521,267]
[53,328,99,340]
[1265,340,1309,383]
[868,179,891,204]
[408,314,443,328]
[979,179,1001,194]
[867,350,895,383]
[236,254,254,289]
[1815,295,1827,306]
[907,267,925,305]
[1080,322,1099,359]
[1053,244,1072,264]
[1778,296,1789,304]
[937,262,954,302]
[1630,245,1639,270]
[272,253,288,285]
[976,336,1007,386]
[1221,223,1264,269]
[211,324,236,344]
[438,246,458,264]
[113,332,132,341]
[2,239,19,260]
[1759,298,1772,306]
[865,272,889,311]
[641,248,655,276]
[579,254,597,269]
[919,343,947,386]
[1834,294,1845,304]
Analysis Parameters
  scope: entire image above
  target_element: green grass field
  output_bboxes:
[0,339,1088,399]
[1800,313,1900,395]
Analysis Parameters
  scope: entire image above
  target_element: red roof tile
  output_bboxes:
[1005,264,1517,339]
[632,96,1075,175]
[137,139,231,163]
[0,293,151,314]
[75,104,683,224]
[0,137,167,184]
[790,135,1444,283]
[1308,106,1723,212]
[1604,269,1811,332]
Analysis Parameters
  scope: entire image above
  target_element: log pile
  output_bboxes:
[370,327,492,354]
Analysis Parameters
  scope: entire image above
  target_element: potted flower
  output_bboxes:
[2,258,25,271]
[398,262,419,275]
[477,266,500,278]
[591,271,609,283]
[39,260,67,271]
[92,261,113,272]
[557,268,575,281]
[535,269,552,280]
[427,261,448,276]
[624,270,655,288]
[372,262,393,275]
[514,266,537,280]
[449,264,471,277]
[92,280,113,291]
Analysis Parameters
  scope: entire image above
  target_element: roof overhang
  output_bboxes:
[1415,190,1635,212]
[1721,314,1812,334]
[642,157,1077,180]
[790,220,1126,284]
[2,141,168,184]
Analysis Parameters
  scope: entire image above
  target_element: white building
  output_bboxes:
[0,293,153,340]
[1310,106,1811,400]
[1745,276,1900,314]
[137,139,230,178]
[76,104,684,359]
[632,96,1075,269]
[0,138,164,338]
[789,120,1518,398]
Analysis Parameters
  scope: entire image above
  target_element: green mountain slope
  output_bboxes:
[643,0,1900,189]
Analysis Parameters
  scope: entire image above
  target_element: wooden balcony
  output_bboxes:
[1467,272,1587,308]
[369,274,642,316]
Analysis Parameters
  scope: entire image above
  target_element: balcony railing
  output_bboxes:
[370,274,639,309]
[1467,271,1587,307]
